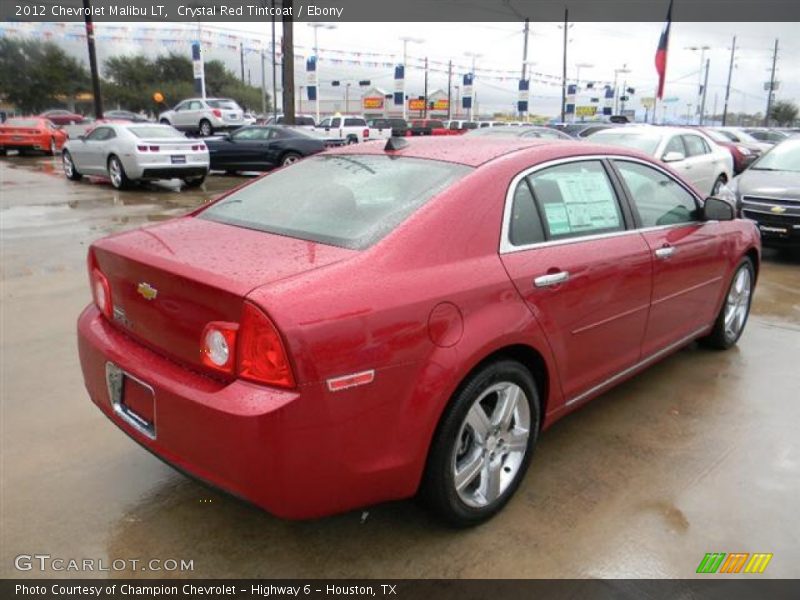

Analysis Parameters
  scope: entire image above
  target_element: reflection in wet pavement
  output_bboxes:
[1,154,799,578]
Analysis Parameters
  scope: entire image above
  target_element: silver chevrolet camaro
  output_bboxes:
[62,123,210,190]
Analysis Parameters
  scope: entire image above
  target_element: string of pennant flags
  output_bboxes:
[0,21,622,89]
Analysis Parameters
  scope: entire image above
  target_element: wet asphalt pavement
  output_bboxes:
[1,154,799,579]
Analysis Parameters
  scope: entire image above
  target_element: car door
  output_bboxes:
[74,126,111,174]
[611,158,729,356]
[500,159,652,403]
[681,133,715,194]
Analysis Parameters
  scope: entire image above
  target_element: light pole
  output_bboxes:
[308,23,337,123]
[464,51,482,120]
[685,45,710,123]
[613,64,631,114]
[399,36,424,120]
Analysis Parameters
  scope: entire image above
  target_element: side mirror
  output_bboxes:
[220,132,232,140]
[78,135,86,142]
[703,196,735,221]
[662,151,685,163]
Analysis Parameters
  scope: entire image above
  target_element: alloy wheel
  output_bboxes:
[452,382,531,508]
[63,153,73,177]
[109,158,122,188]
[50,139,57,155]
[723,266,752,340]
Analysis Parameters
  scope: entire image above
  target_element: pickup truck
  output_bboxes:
[315,115,372,144]
[408,119,450,136]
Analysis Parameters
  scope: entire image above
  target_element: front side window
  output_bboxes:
[528,161,624,240]
[331,118,341,128]
[86,127,112,141]
[318,118,331,128]
[663,135,686,157]
[614,160,698,227]
[200,155,472,249]
[232,128,266,141]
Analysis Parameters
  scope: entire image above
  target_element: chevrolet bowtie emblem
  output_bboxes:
[770,205,787,214]
[137,282,158,301]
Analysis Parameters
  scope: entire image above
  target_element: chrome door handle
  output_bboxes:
[534,271,570,288]
[655,246,676,259]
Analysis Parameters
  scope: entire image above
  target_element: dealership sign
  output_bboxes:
[576,105,597,117]
[408,98,426,111]
[363,96,384,110]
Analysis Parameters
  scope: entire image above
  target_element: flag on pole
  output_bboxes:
[654,0,674,99]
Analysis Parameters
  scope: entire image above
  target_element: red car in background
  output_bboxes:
[0,117,68,156]
[39,109,86,126]
[77,137,759,526]
[700,127,763,174]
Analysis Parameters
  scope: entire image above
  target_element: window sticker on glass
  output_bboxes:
[531,162,623,239]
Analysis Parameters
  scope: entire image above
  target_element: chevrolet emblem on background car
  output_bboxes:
[770,206,787,214]
[137,282,158,301]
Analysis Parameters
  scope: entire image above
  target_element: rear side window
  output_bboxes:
[206,99,240,110]
[509,180,545,246]
[344,118,365,127]
[528,161,624,240]
[614,160,698,227]
[200,155,472,249]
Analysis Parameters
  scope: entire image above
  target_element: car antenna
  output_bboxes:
[385,137,409,151]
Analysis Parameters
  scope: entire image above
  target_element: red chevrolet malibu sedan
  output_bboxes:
[78,137,760,525]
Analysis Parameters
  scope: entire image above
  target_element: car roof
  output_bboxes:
[325,136,648,167]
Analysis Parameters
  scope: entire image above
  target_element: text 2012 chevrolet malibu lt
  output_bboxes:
[78,137,760,526]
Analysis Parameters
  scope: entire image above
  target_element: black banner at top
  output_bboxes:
[3,0,800,22]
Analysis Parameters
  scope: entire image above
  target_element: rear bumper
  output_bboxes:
[0,136,49,151]
[77,305,420,518]
[140,167,208,179]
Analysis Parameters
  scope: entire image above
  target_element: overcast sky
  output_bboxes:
[23,20,798,119]
[213,20,800,119]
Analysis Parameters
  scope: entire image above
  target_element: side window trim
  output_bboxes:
[607,158,702,229]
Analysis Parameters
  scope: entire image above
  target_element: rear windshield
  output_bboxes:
[6,119,41,127]
[128,126,186,139]
[200,155,472,249]
[206,99,240,110]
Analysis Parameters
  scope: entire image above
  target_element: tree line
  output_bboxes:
[0,38,270,116]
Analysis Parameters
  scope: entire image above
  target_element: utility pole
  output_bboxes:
[685,45,710,122]
[423,57,429,118]
[722,35,736,126]
[240,42,245,82]
[561,8,568,123]
[699,58,710,125]
[764,38,779,126]
[271,0,278,117]
[261,49,267,115]
[520,17,530,118]
[281,1,295,125]
[82,0,103,119]
[447,59,452,120]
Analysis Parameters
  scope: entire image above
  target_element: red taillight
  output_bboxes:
[149,145,159,152]
[212,109,222,118]
[192,144,206,151]
[363,128,369,138]
[237,302,295,388]
[91,268,112,320]
[201,322,239,374]
[136,145,147,152]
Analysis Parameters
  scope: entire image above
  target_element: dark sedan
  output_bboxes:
[205,125,327,172]
[729,137,800,247]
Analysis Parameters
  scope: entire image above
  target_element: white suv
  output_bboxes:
[159,98,244,136]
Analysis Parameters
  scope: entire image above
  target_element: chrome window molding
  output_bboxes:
[498,154,704,255]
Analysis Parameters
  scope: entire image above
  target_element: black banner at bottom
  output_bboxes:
[3,580,800,600]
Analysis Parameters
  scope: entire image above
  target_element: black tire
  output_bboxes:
[711,174,727,196]
[62,150,82,180]
[421,359,541,527]
[159,118,171,126]
[107,155,131,190]
[225,170,239,176]
[346,135,358,145]
[699,257,755,350]
[199,119,213,137]
[182,173,206,188]
[280,152,302,166]
[0,148,6,156]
